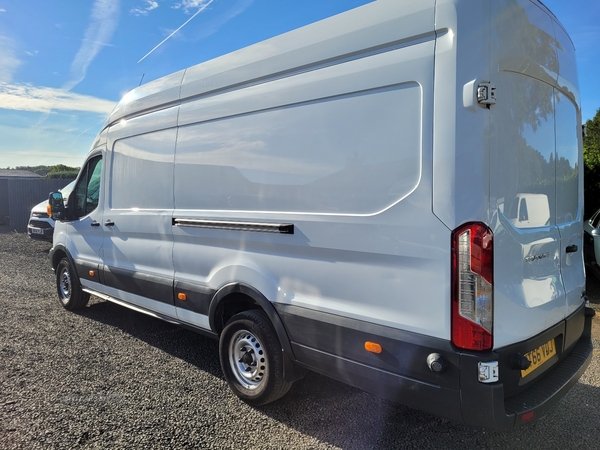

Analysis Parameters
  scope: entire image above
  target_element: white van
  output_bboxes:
[27,180,76,241]
[48,0,594,429]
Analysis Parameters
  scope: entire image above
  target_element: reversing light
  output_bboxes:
[452,223,493,351]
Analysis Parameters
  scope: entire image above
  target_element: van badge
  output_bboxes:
[524,252,549,263]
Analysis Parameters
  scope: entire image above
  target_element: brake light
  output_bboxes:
[452,223,493,351]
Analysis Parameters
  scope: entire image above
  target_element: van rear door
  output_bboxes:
[489,0,584,349]
[554,91,585,318]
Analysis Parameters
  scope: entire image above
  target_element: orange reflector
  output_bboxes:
[178,293,187,301]
[521,411,535,422]
[46,204,52,216]
[365,341,382,354]
[88,270,95,277]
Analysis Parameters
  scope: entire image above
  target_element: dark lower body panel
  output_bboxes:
[275,303,594,429]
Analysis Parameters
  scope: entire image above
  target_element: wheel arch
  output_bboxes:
[50,243,74,272]
[209,283,306,382]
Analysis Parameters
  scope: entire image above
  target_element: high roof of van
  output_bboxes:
[104,0,575,130]
[106,0,435,127]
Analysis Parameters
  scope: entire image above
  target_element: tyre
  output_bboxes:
[56,257,90,310]
[219,309,293,406]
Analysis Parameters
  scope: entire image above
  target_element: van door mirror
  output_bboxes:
[49,192,66,220]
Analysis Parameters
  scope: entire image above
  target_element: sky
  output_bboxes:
[0,0,598,169]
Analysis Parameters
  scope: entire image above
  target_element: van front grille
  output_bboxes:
[29,220,52,229]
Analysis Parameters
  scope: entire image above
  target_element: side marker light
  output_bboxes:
[88,270,95,277]
[178,293,187,301]
[365,341,382,354]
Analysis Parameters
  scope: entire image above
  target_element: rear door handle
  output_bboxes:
[104,220,115,227]
[566,245,578,253]
[91,221,100,227]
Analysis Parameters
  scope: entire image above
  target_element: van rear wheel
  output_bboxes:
[56,257,90,310]
[219,310,292,406]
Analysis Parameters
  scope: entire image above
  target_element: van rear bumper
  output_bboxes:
[459,311,593,429]
[276,304,593,429]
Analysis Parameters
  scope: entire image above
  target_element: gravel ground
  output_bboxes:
[1,226,599,449]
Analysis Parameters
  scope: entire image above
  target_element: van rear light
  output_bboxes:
[452,223,493,351]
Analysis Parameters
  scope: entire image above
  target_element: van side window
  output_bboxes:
[74,156,103,218]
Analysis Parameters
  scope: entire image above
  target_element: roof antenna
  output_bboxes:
[139,73,145,86]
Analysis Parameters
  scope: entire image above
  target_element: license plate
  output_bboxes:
[521,338,556,377]
[31,228,44,235]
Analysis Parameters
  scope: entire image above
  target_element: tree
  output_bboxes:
[584,109,600,217]
[13,164,79,179]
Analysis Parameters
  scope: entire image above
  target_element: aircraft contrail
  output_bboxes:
[137,0,215,63]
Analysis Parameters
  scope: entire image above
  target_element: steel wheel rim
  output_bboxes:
[59,267,71,303]
[228,329,267,390]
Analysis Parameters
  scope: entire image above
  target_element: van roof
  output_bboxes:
[105,0,431,127]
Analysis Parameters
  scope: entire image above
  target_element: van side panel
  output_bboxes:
[101,107,179,317]
[432,0,491,229]
[171,7,451,345]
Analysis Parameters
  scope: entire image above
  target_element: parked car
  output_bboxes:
[584,208,600,278]
[27,181,75,241]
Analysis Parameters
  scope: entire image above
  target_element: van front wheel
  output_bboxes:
[56,257,90,310]
[219,310,292,406]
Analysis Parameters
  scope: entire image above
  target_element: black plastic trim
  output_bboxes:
[49,244,78,274]
[173,218,294,234]
[504,337,592,416]
[174,280,214,315]
[291,342,463,423]
[275,304,463,423]
[274,302,593,429]
[275,303,460,390]
[73,259,101,284]
[102,265,174,305]
[458,306,593,429]
[85,286,219,341]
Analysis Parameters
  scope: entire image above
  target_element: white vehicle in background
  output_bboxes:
[583,208,600,278]
[506,194,551,229]
[27,181,75,242]
[47,0,593,429]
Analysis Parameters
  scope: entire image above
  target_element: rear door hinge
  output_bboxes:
[477,82,496,108]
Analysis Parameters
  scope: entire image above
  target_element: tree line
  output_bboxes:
[584,109,600,217]
[9,164,80,179]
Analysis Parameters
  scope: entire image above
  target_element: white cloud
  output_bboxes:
[0,83,115,115]
[173,0,213,14]
[138,0,214,62]
[191,0,253,41]
[130,0,159,16]
[63,0,120,91]
[0,9,6,13]
[0,36,21,82]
